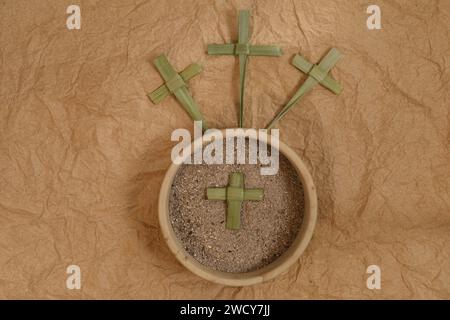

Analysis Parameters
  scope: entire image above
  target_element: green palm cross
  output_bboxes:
[207,172,264,230]
[208,10,283,128]
[148,54,208,130]
[266,48,343,130]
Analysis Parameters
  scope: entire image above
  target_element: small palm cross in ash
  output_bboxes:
[207,172,264,230]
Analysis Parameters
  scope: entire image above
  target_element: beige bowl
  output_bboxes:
[158,129,318,286]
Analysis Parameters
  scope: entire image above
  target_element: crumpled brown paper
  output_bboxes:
[0,0,449,299]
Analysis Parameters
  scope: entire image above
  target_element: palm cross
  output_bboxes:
[207,172,264,230]
[148,54,208,130]
[208,10,282,128]
[266,48,343,130]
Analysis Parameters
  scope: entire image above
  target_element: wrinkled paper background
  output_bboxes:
[0,0,449,299]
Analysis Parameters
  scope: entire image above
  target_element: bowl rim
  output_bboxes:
[158,129,318,286]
